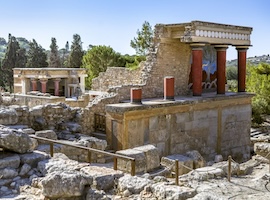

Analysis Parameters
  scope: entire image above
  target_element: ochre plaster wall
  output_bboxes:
[106,95,252,162]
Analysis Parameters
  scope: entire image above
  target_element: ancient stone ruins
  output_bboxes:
[1,20,270,199]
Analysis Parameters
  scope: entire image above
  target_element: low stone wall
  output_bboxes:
[14,94,90,108]
[106,93,253,162]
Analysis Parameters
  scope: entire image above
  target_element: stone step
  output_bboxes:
[92,132,106,140]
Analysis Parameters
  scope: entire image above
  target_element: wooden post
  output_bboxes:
[228,155,232,182]
[114,157,117,170]
[175,159,179,185]
[50,143,54,157]
[131,160,136,176]
[87,150,91,163]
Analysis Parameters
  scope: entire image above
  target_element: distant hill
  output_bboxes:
[227,54,270,67]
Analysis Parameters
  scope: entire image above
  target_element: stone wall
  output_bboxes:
[106,94,253,162]
[92,67,142,91]
[14,94,90,108]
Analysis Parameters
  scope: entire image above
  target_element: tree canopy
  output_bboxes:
[130,21,153,56]
[26,39,48,68]
[246,63,270,124]
[1,34,26,91]
[82,45,125,88]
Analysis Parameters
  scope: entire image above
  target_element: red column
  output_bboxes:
[215,45,228,94]
[130,88,142,104]
[164,76,175,100]
[31,79,37,91]
[54,78,61,96]
[191,44,204,96]
[236,46,249,92]
[40,79,48,93]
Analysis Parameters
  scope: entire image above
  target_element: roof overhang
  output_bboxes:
[155,20,253,46]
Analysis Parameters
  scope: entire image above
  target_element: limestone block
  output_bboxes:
[116,149,146,174]
[150,182,196,200]
[29,105,43,116]
[254,142,270,159]
[66,122,82,133]
[19,163,31,176]
[40,170,91,199]
[86,189,109,200]
[0,168,18,179]
[118,174,152,194]
[149,116,158,131]
[78,135,107,150]
[185,150,206,169]
[161,154,194,175]
[80,166,123,191]
[35,130,57,140]
[20,150,49,168]
[189,166,224,181]
[0,107,18,125]
[212,161,240,176]
[0,125,37,153]
[134,144,160,172]
[176,112,190,124]
[0,153,20,169]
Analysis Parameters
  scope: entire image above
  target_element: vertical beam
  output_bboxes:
[164,76,175,100]
[236,46,249,92]
[190,44,205,96]
[40,79,48,93]
[54,78,61,96]
[130,88,142,104]
[215,45,228,94]
[31,79,37,91]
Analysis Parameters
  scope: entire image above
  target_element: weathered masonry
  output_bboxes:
[13,68,87,97]
[102,21,253,162]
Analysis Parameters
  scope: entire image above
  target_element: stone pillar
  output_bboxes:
[164,76,175,100]
[236,46,249,92]
[191,44,204,96]
[130,88,142,104]
[31,79,38,91]
[21,78,26,95]
[215,45,228,94]
[53,78,61,96]
[79,75,87,94]
[40,79,48,93]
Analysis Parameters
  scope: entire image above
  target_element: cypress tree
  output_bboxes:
[68,34,84,68]
[49,37,61,68]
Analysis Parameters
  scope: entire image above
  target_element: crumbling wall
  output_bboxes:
[91,67,142,91]
[91,25,192,100]
[80,93,119,134]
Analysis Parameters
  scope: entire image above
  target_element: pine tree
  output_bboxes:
[130,21,153,56]
[82,45,125,88]
[49,37,61,68]
[26,39,48,68]
[68,34,84,68]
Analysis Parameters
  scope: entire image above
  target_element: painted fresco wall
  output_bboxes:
[189,46,218,90]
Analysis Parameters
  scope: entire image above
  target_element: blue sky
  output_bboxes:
[0,0,269,60]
